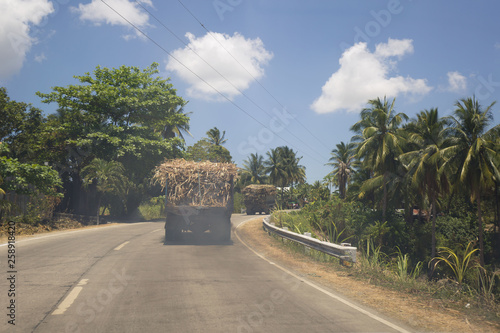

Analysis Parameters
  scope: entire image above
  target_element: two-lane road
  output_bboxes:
[1,215,411,332]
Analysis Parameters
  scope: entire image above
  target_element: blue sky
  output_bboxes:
[1,0,499,182]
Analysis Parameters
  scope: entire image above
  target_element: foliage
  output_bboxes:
[264,146,305,204]
[28,63,188,216]
[0,157,62,196]
[431,241,480,285]
[205,127,228,146]
[185,139,232,163]
[351,97,408,221]
[441,97,499,267]
[394,247,423,282]
[327,141,356,199]
[240,153,267,186]
[233,192,244,213]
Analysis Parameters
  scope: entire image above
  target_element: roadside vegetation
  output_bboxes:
[1,62,499,317]
[0,64,232,227]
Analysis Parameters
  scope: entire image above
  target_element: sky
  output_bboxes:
[1,0,500,183]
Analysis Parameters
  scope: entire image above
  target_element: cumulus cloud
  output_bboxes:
[0,0,54,80]
[445,71,466,92]
[166,32,273,101]
[311,38,432,114]
[72,0,152,39]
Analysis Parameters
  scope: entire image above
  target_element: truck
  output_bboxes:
[153,159,237,242]
[241,184,277,215]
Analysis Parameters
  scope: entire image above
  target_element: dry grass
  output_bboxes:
[236,217,500,333]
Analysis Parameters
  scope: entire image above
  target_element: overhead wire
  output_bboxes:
[100,0,325,165]
[176,0,332,152]
[132,0,327,160]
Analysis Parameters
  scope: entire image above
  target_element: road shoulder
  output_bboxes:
[235,217,499,333]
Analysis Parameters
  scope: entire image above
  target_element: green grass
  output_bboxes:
[137,198,165,220]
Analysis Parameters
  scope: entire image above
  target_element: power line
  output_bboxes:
[100,0,325,165]
[176,0,332,152]
[132,0,327,160]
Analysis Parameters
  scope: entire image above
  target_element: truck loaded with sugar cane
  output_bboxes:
[241,184,276,215]
[153,159,237,241]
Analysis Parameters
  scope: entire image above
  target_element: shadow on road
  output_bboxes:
[163,232,234,246]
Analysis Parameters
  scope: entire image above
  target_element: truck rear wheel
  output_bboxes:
[211,220,231,242]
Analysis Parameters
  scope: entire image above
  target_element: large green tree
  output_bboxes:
[442,97,499,267]
[35,63,188,215]
[351,97,408,222]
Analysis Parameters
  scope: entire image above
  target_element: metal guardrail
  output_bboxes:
[262,217,357,263]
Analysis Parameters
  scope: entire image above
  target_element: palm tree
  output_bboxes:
[206,127,228,146]
[278,146,306,191]
[81,158,127,224]
[327,141,356,199]
[441,96,499,267]
[160,105,192,140]
[401,108,449,258]
[241,153,267,184]
[265,148,288,202]
[350,97,408,222]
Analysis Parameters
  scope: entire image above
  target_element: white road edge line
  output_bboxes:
[234,218,411,333]
[114,241,130,251]
[0,222,150,247]
[52,279,89,315]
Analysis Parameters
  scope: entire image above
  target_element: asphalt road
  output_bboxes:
[0,215,412,333]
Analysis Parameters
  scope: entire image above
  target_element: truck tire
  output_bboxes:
[211,220,231,242]
[165,215,183,242]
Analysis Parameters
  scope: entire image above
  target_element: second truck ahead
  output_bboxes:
[242,184,276,215]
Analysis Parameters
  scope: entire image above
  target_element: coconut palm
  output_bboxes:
[265,148,288,202]
[350,97,408,222]
[327,141,356,199]
[278,146,306,190]
[81,158,127,224]
[206,127,228,146]
[441,96,500,267]
[402,108,449,258]
[241,153,267,185]
[160,104,192,140]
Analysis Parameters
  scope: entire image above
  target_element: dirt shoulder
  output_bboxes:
[0,221,120,244]
[235,217,500,333]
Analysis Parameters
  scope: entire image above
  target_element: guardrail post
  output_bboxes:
[303,232,312,254]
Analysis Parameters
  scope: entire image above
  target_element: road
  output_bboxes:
[0,215,412,333]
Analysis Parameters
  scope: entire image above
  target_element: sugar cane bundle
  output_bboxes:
[242,184,277,206]
[153,159,238,207]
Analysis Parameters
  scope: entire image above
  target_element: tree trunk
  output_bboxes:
[382,172,387,222]
[96,195,101,225]
[495,181,500,258]
[431,196,437,258]
[477,195,485,267]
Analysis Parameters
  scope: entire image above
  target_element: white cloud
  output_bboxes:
[166,32,273,101]
[311,38,432,114]
[72,0,152,39]
[0,0,54,80]
[445,71,466,92]
[34,52,47,63]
